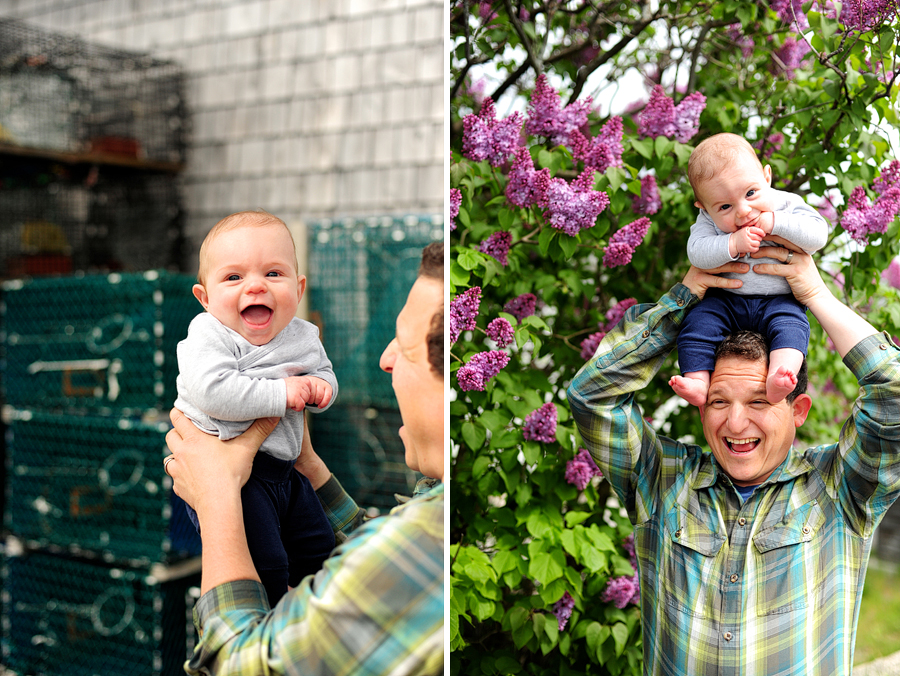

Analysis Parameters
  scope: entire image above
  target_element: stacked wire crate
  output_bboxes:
[308,216,444,512]
[0,19,199,676]
[1,271,202,676]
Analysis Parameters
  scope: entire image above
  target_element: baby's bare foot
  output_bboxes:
[766,366,797,403]
[669,375,709,407]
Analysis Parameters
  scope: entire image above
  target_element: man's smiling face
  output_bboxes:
[701,356,812,487]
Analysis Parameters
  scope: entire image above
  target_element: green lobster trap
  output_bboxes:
[5,409,200,567]
[3,548,199,676]
[1,270,198,416]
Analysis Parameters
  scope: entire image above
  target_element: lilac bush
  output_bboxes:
[451,3,900,671]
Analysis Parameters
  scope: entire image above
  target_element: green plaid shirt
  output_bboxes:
[568,284,900,676]
[186,477,444,676]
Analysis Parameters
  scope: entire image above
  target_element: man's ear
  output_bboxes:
[792,393,812,427]
[297,275,307,302]
[192,284,209,310]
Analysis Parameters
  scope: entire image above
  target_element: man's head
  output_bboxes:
[193,210,304,347]
[689,133,774,234]
[701,331,812,487]
[380,241,444,480]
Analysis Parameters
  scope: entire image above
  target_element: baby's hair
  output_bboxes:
[197,209,298,285]
[688,133,762,203]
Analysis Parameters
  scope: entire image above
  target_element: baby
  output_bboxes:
[174,210,337,606]
[670,133,828,405]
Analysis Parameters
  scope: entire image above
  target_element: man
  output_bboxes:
[164,242,444,676]
[568,241,900,675]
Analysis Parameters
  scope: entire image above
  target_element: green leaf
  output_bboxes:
[529,550,565,584]
[471,454,491,478]
[654,135,675,158]
[508,605,530,631]
[559,232,579,259]
[458,248,483,271]
[493,549,521,576]
[461,421,486,451]
[538,226,554,257]
[607,166,629,191]
[494,656,522,674]
[632,137,653,160]
[450,261,470,287]
[565,511,592,527]
[611,622,629,656]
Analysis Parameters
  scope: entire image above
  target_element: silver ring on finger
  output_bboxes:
[784,250,794,265]
[163,455,175,477]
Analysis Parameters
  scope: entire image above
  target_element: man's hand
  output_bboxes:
[752,238,878,357]
[682,261,749,300]
[749,236,827,307]
[165,408,276,511]
[729,226,765,256]
[285,376,334,411]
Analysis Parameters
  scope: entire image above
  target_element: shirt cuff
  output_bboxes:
[193,579,269,631]
[842,331,900,382]
[315,474,366,538]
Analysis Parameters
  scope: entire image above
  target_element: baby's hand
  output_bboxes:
[284,376,333,412]
[731,226,765,255]
[757,211,775,234]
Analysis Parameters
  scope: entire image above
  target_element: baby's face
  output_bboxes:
[695,152,774,233]
[194,223,303,346]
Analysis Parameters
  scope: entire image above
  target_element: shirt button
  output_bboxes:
[881,344,889,350]
[642,330,650,338]
[802,526,811,535]
[674,530,681,538]
[677,299,685,307]
[724,632,733,641]
[730,574,739,583]
[738,518,746,526]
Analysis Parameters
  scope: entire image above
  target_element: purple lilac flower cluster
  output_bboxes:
[523,402,557,444]
[579,330,606,360]
[565,448,603,490]
[450,188,462,231]
[506,146,551,208]
[450,286,481,345]
[486,317,515,348]
[603,298,638,330]
[462,98,523,167]
[883,258,900,290]
[840,161,900,244]
[771,37,812,80]
[603,217,652,268]
[632,175,661,215]
[526,74,593,147]
[504,293,537,321]
[601,575,640,609]
[553,591,576,631]
[637,86,706,143]
[816,195,838,223]
[479,231,512,266]
[754,133,784,160]
[841,0,899,31]
[726,24,755,59]
[570,116,624,173]
[457,350,510,391]
[547,169,611,236]
[771,0,810,27]
[601,533,640,609]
